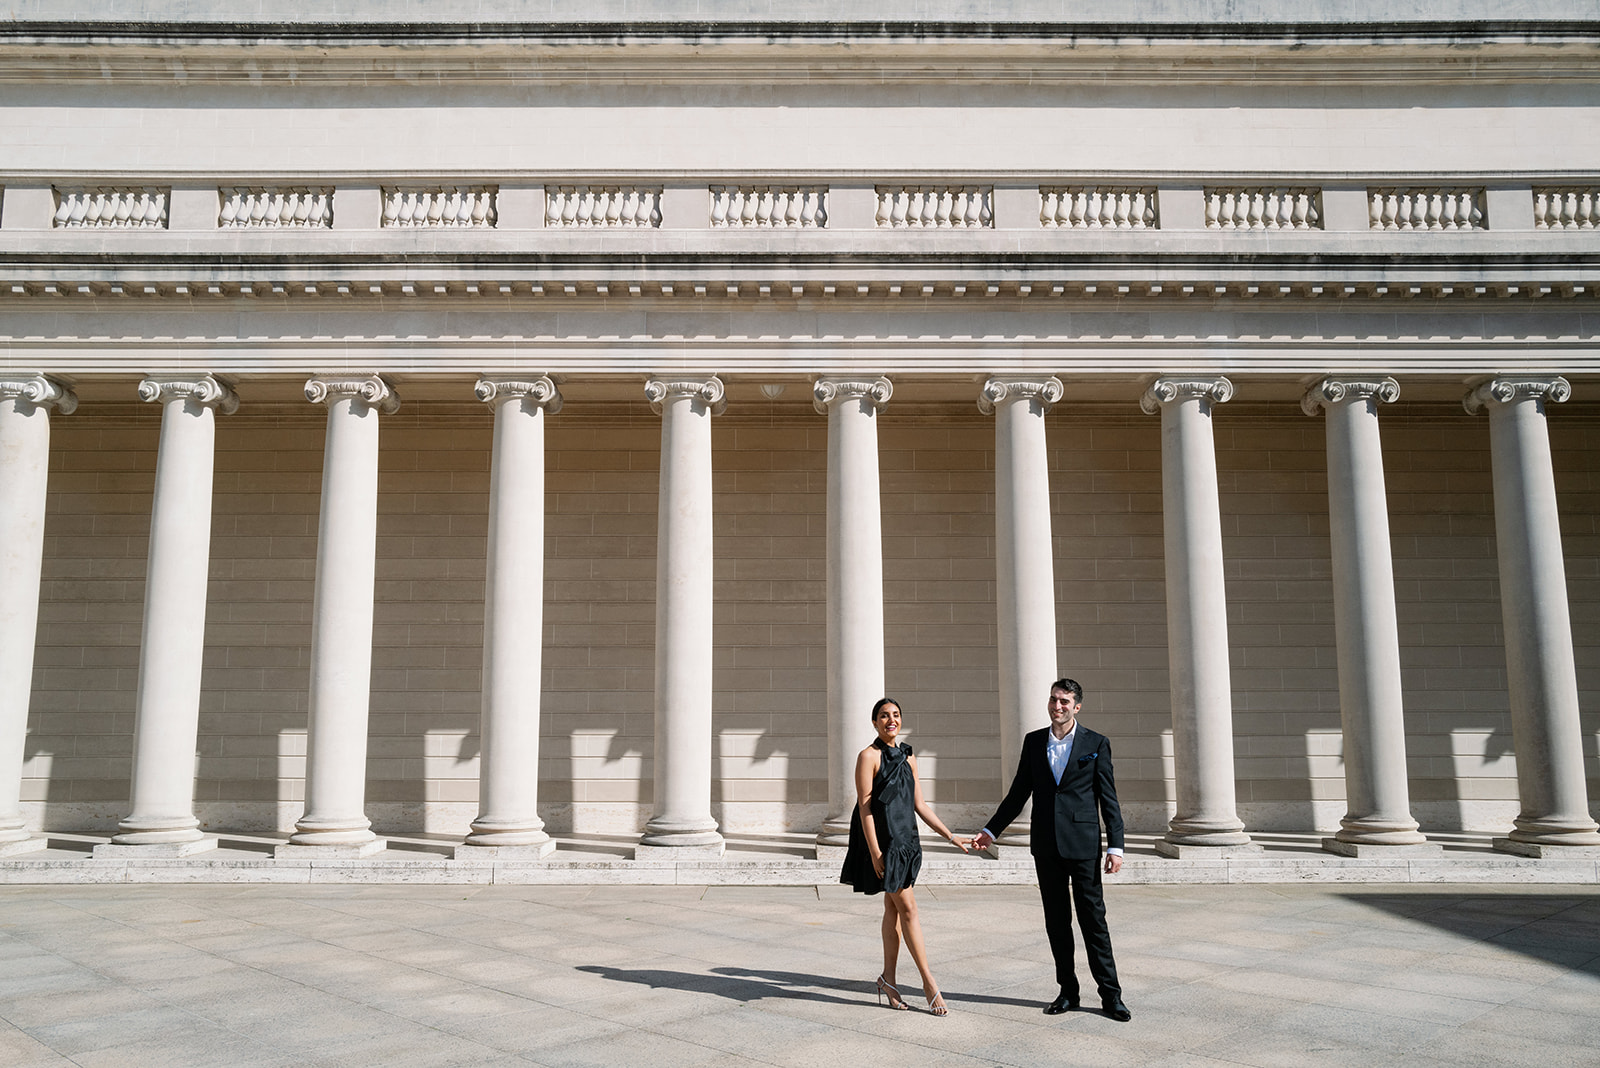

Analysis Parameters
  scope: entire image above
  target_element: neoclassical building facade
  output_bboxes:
[1,2,1598,864]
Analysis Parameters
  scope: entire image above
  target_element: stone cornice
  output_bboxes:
[812,376,892,414]
[977,376,1063,414]
[0,372,77,413]
[304,373,401,414]
[474,376,563,412]
[1464,375,1573,413]
[645,375,727,416]
[138,374,239,414]
[1140,375,1234,413]
[1300,376,1401,415]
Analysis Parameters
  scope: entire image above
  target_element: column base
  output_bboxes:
[814,844,848,863]
[0,836,49,857]
[274,840,387,859]
[453,840,557,860]
[634,838,725,860]
[94,838,219,859]
[1321,839,1442,858]
[1155,840,1264,859]
[1491,838,1600,858]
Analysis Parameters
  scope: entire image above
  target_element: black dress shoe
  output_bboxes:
[1043,991,1079,1015]
[1102,999,1132,1022]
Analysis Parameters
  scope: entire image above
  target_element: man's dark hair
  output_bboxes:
[871,697,901,723]
[1051,678,1083,703]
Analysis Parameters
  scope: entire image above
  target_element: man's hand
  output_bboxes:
[1104,853,1123,875]
[973,830,994,851]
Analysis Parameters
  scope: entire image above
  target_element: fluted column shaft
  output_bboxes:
[639,376,725,853]
[814,377,892,848]
[109,376,238,850]
[1303,378,1426,850]
[0,375,75,854]
[462,377,562,855]
[1142,377,1250,849]
[980,376,1063,844]
[286,375,399,852]
[1467,377,1600,849]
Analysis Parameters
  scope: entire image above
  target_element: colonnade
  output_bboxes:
[0,370,1596,860]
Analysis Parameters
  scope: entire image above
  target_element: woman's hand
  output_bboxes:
[950,835,973,854]
[871,852,885,878]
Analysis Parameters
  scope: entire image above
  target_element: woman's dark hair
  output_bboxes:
[871,697,901,723]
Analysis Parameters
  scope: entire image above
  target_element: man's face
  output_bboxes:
[1048,688,1079,732]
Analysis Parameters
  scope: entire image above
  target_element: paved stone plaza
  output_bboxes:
[3,881,1596,1067]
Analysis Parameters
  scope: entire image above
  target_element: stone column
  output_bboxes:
[1303,377,1433,856]
[637,375,726,857]
[979,376,1064,849]
[1466,377,1600,855]
[96,375,238,858]
[813,376,892,854]
[1141,377,1254,855]
[278,375,399,858]
[0,375,75,858]
[457,376,562,859]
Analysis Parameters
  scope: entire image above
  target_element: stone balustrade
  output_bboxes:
[52,187,169,228]
[710,185,827,228]
[1039,186,1158,229]
[545,186,662,228]
[1368,187,1485,230]
[1204,187,1322,230]
[1533,187,1599,230]
[875,185,992,228]
[219,187,333,228]
[382,187,497,228]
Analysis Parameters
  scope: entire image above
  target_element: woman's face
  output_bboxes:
[873,702,902,743]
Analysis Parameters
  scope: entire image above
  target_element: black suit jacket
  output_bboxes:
[984,724,1125,860]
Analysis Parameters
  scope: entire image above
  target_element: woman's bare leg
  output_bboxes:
[886,888,940,1000]
[881,895,901,983]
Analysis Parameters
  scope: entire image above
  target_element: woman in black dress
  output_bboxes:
[840,697,971,1016]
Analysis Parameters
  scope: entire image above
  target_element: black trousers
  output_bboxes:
[1034,852,1121,1003]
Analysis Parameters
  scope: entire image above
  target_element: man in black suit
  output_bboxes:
[974,678,1131,1021]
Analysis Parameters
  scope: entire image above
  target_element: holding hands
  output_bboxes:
[972,829,994,851]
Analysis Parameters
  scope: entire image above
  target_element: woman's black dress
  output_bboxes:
[840,740,922,894]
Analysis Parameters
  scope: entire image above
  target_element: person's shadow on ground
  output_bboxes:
[576,964,1044,1010]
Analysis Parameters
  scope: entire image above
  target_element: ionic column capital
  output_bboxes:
[475,375,563,412]
[138,374,239,415]
[304,374,401,414]
[1301,376,1400,417]
[978,375,1063,415]
[0,373,77,415]
[1140,376,1233,415]
[1465,376,1572,414]
[645,375,726,415]
[812,376,892,414]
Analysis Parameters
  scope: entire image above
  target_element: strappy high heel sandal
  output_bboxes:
[875,974,909,1010]
[925,986,949,1017]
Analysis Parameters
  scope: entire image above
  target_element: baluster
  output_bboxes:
[1450,192,1469,230]
[734,188,752,227]
[890,189,907,228]
[1248,190,1266,229]
[1532,190,1550,228]
[1579,191,1595,228]
[625,189,642,226]
[1423,192,1441,230]
[1204,190,1219,229]
[218,190,239,227]
[1558,191,1576,229]
[647,190,662,228]
[1288,190,1306,229]
[53,194,73,227]
[477,190,493,226]
[545,189,561,227]
[1407,192,1425,230]
[979,189,993,227]
[312,192,329,227]
[554,188,571,227]
[753,188,770,226]
[1040,190,1055,227]
[926,189,944,228]
[597,188,616,227]
[875,189,889,227]
[1382,191,1398,230]
[800,190,817,227]
[1276,191,1293,229]
[783,189,801,227]
[1127,190,1144,229]
[113,191,133,227]
[398,191,416,226]
[709,187,727,227]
